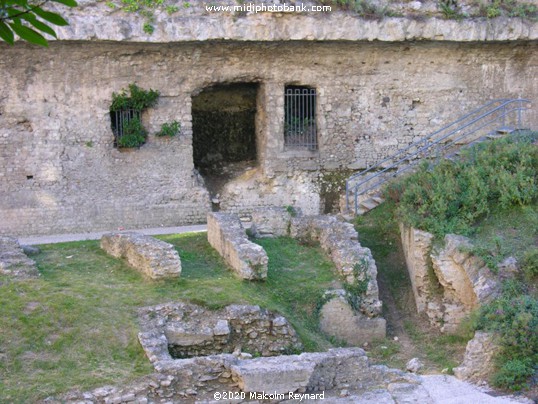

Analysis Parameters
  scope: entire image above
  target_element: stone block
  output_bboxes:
[231,356,315,394]
[0,236,40,279]
[453,331,501,382]
[319,291,386,345]
[100,232,181,280]
[207,212,268,280]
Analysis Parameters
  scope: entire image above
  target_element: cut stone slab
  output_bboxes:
[231,355,316,394]
[100,232,181,280]
[319,290,386,345]
[0,236,40,279]
[207,212,268,280]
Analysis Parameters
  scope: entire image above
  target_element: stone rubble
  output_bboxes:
[0,236,40,279]
[100,232,181,280]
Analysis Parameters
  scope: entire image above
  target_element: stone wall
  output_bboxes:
[207,212,268,280]
[2,37,537,236]
[100,232,181,280]
[138,302,301,361]
[57,347,427,403]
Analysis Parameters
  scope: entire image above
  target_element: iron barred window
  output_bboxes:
[110,108,141,148]
[284,86,317,150]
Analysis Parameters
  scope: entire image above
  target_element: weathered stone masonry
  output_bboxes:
[1,6,537,236]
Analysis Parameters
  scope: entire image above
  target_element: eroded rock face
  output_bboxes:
[431,234,501,308]
[138,302,302,361]
[400,224,509,333]
[51,1,538,43]
[207,212,268,280]
[0,236,40,279]
[100,232,181,280]
[453,331,501,382]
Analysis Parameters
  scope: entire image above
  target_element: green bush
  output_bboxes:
[110,83,159,112]
[474,287,538,390]
[522,249,538,280]
[156,120,181,137]
[385,133,538,237]
[117,117,147,148]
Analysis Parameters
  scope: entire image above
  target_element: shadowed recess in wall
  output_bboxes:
[192,82,259,204]
[192,83,258,173]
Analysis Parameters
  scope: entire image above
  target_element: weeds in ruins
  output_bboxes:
[381,133,538,391]
[0,233,337,402]
[355,202,469,372]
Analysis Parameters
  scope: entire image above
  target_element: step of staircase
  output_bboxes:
[357,196,385,215]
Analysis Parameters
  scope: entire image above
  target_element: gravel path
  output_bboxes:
[18,224,207,245]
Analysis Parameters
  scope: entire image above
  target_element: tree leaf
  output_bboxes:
[0,21,15,45]
[20,13,57,37]
[33,7,69,26]
[9,22,48,46]
[51,0,78,7]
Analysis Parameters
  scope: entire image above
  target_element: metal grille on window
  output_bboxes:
[110,109,140,147]
[284,86,317,150]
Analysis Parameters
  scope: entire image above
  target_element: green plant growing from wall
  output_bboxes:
[343,259,370,312]
[156,120,180,137]
[116,116,148,148]
[110,83,160,149]
[105,0,184,34]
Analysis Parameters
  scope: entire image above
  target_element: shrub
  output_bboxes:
[385,133,538,237]
[110,83,159,112]
[474,287,538,390]
[522,248,538,280]
[156,120,181,137]
[117,117,147,148]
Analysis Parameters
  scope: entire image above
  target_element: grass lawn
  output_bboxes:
[0,233,337,402]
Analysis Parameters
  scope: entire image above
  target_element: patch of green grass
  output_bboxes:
[404,320,469,372]
[367,339,403,367]
[355,201,411,307]
[469,202,538,272]
[0,234,337,402]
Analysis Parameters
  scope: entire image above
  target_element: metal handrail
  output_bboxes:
[346,98,531,214]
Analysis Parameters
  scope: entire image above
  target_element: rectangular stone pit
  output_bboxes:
[100,232,181,280]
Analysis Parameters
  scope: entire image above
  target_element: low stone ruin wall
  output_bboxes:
[0,236,40,280]
[138,302,301,361]
[57,347,427,403]
[207,207,385,344]
[207,212,268,280]
[400,224,513,333]
[100,232,181,280]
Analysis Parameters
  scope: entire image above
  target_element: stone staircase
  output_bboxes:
[344,99,532,216]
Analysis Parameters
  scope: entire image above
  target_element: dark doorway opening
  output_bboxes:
[192,83,258,205]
